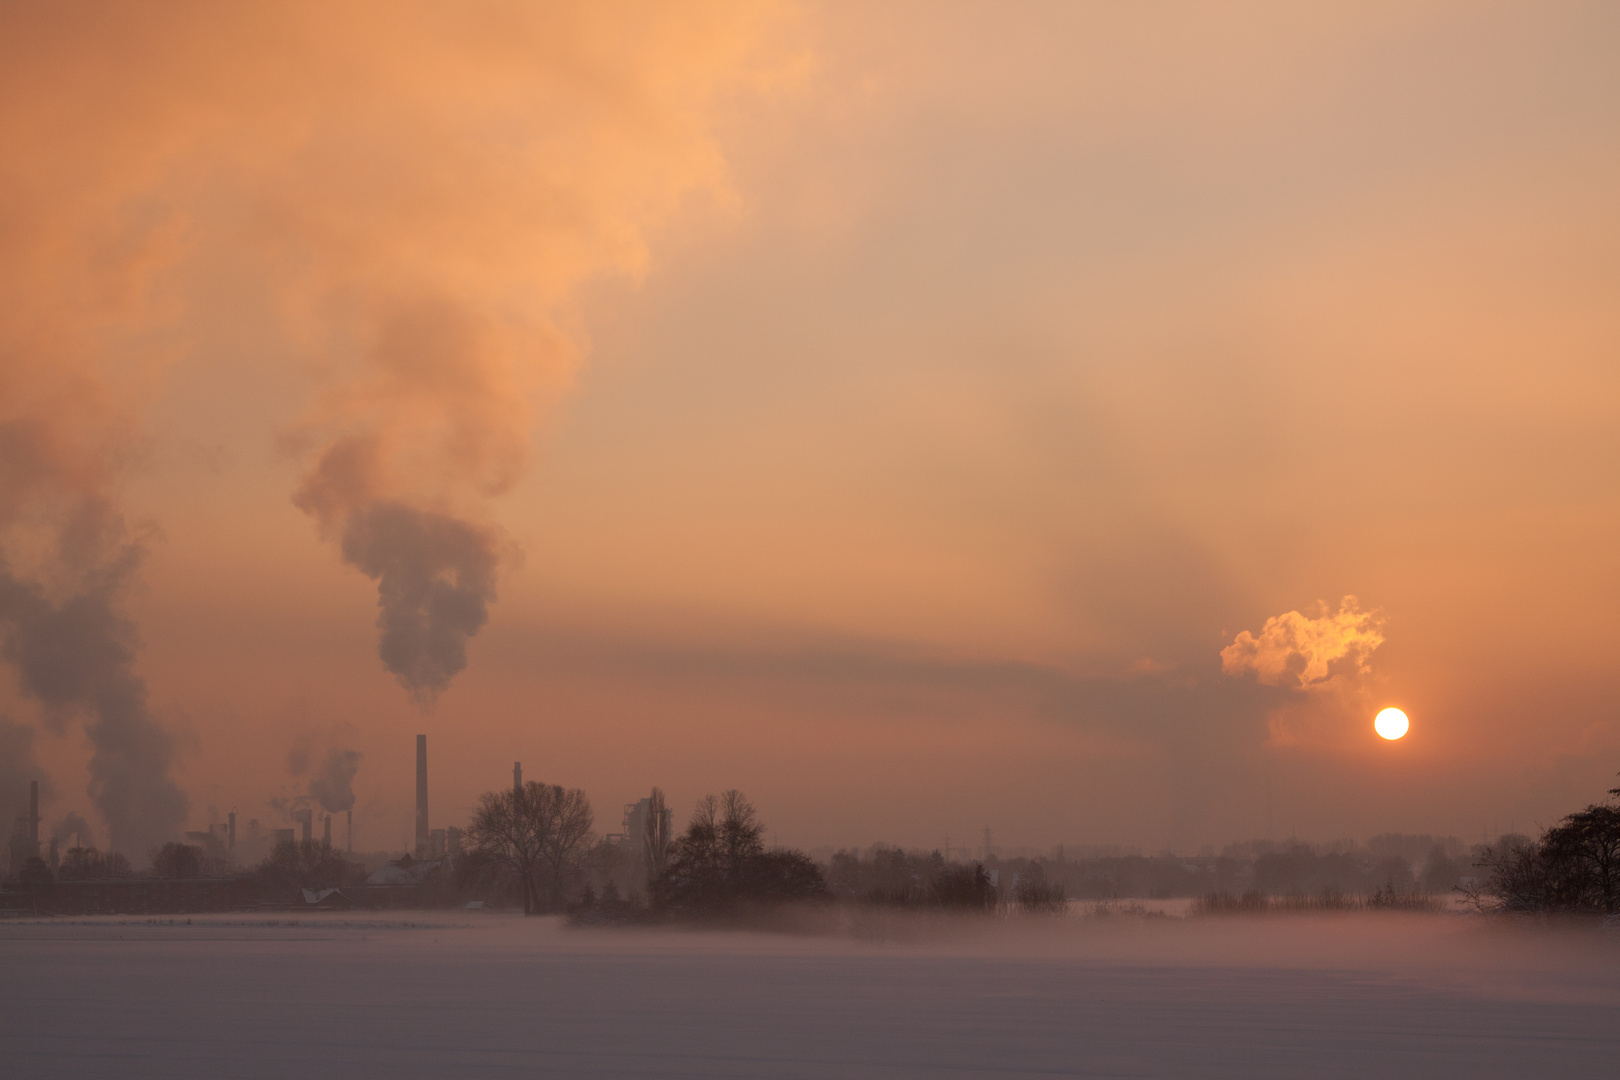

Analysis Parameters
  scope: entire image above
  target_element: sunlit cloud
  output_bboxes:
[1220,597,1385,691]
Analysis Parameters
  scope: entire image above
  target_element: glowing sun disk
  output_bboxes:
[1375,707,1409,740]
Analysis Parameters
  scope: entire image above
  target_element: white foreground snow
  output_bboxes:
[2,910,1616,1078]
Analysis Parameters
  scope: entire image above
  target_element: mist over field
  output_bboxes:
[4,911,1618,1079]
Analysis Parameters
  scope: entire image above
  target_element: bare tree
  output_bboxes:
[535,784,595,907]
[467,784,544,914]
[468,780,595,913]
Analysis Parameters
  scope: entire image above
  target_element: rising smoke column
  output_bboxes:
[0,553,188,857]
[0,338,189,858]
[261,2,797,705]
[0,3,792,837]
[0,718,51,831]
[308,749,363,815]
[35,1,791,707]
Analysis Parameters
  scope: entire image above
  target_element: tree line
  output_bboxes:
[1466,778,1620,917]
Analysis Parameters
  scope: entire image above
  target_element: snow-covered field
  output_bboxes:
[2,911,1616,1078]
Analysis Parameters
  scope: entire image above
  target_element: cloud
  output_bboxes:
[1220,597,1385,691]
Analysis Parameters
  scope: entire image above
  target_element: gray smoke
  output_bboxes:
[0,716,51,824]
[0,552,188,857]
[286,733,315,777]
[338,502,497,707]
[53,811,94,848]
[267,794,311,822]
[308,748,362,813]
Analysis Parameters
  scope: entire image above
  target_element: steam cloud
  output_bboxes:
[0,552,189,856]
[0,718,50,827]
[53,811,94,849]
[332,502,497,706]
[0,4,794,845]
[308,749,363,814]
[1220,596,1385,690]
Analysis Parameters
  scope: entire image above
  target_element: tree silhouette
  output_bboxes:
[650,790,825,916]
[468,780,594,913]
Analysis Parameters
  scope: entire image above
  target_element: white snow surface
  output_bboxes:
[2,910,1617,1078]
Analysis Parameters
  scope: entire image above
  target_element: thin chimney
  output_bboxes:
[415,734,429,858]
[228,811,236,853]
[347,808,353,853]
[513,761,522,795]
[29,779,40,855]
[323,813,332,847]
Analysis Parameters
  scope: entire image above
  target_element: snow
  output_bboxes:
[2,911,1616,1077]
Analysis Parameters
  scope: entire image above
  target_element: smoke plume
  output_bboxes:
[1220,597,1385,691]
[53,811,94,849]
[0,554,189,856]
[333,502,497,706]
[308,749,363,814]
[0,717,51,825]
[0,2,796,751]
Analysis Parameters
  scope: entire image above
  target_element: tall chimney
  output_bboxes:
[415,734,429,858]
[29,779,39,855]
[513,761,522,795]
[323,814,332,847]
[228,811,236,852]
[347,809,353,853]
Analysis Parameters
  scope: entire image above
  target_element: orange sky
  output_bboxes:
[3,1,1618,856]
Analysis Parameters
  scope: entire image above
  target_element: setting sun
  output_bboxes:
[1374,708,1410,740]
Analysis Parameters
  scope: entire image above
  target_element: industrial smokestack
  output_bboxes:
[415,734,428,858]
[323,813,331,847]
[29,779,39,854]
[228,811,236,852]
[513,761,521,795]
[297,807,312,844]
[347,808,353,853]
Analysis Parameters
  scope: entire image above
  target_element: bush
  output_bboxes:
[930,863,997,911]
[649,791,827,918]
[1466,782,1620,917]
[1013,867,1067,914]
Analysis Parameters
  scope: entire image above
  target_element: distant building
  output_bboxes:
[299,887,353,910]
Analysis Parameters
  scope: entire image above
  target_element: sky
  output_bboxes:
[2,0,1618,858]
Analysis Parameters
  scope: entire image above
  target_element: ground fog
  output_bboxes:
[1,911,1616,1078]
